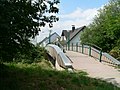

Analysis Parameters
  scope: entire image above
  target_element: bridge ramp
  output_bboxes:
[66,51,120,87]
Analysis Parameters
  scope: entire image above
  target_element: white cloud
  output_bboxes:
[59,7,98,20]
[51,7,99,33]
[37,7,99,42]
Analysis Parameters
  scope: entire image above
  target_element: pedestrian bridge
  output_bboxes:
[46,44,120,87]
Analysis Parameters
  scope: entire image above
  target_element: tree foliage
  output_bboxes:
[0,0,59,61]
[81,0,120,52]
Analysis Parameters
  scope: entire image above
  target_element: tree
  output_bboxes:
[0,0,59,61]
[81,0,120,52]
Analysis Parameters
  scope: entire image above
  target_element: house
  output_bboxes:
[61,25,86,45]
[39,32,60,47]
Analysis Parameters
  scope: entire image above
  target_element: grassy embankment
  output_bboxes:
[0,60,120,90]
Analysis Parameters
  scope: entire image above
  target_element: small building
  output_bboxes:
[61,25,86,45]
[39,32,60,47]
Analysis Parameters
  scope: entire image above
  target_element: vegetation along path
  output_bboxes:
[66,51,120,87]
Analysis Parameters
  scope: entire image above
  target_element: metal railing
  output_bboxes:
[64,43,120,66]
[46,44,72,70]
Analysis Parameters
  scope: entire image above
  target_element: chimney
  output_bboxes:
[72,25,75,32]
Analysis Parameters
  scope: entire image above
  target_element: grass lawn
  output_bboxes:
[0,60,120,90]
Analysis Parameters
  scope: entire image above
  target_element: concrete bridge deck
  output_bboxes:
[66,51,120,87]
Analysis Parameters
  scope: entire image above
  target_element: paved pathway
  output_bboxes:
[66,51,120,87]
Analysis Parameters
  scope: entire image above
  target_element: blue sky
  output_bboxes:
[37,0,109,42]
[60,0,109,14]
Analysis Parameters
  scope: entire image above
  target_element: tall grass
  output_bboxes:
[0,62,119,90]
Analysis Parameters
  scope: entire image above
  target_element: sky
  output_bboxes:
[36,0,109,43]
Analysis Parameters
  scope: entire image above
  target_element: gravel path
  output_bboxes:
[66,51,120,87]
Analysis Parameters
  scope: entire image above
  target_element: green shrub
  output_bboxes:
[110,50,119,58]
[14,45,48,63]
[110,47,120,61]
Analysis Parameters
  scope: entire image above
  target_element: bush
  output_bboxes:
[14,45,48,63]
[110,50,119,58]
[109,47,120,61]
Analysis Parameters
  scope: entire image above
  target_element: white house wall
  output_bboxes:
[70,31,83,45]
[42,33,60,46]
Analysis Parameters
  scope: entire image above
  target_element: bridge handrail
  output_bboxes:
[102,53,120,65]
[54,41,65,52]
[64,43,120,66]
[58,52,72,67]
[46,44,72,69]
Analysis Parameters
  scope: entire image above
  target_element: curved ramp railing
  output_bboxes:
[46,44,72,70]
[54,41,65,53]
[64,43,120,66]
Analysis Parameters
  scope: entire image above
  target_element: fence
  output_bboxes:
[64,43,120,66]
